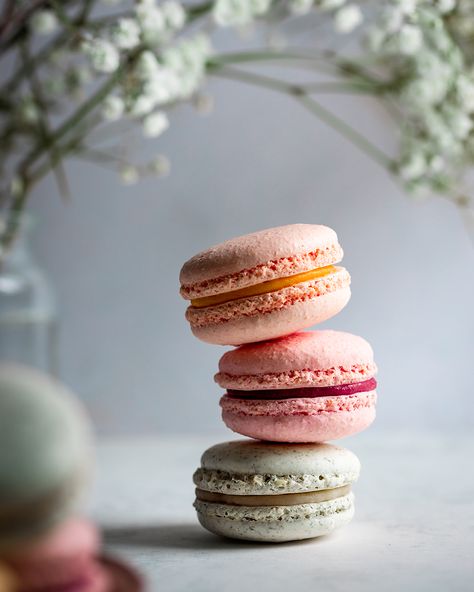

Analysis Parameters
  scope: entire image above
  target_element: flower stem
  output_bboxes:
[209,65,394,170]
[296,95,393,169]
[20,54,132,173]
[0,49,142,255]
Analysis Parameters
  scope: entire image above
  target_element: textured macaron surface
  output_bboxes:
[215,330,376,389]
[180,224,343,299]
[193,440,360,495]
[185,269,350,327]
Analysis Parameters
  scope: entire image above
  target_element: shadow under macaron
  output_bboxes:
[103,522,331,551]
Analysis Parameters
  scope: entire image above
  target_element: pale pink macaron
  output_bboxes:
[4,518,109,592]
[216,330,377,442]
[180,224,351,345]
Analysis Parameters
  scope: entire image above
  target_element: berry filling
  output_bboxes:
[226,377,377,400]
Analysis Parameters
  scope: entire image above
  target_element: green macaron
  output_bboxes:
[0,365,93,551]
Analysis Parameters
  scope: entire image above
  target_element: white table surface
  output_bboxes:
[91,431,474,592]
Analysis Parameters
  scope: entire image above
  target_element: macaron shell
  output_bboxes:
[221,394,376,443]
[198,439,360,480]
[180,224,339,288]
[4,519,100,591]
[0,365,93,550]
[194,493,355,542]
[217,329,375,380]
[190,287,351,345]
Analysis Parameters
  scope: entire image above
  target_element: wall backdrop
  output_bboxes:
[30,52,474,435]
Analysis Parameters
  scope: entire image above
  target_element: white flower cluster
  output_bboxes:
[101,33,211,143]
[82,1,187,76]
[136,0,186,46]
[447,1,474,56]
[213,0,272,27]
[333,4,363,33]
[213,0,363,33]
[118,153,170,185]
[367,1,474,195]
[30,9,58,36]
[287,0,363,34]
[109,18,141,50]
[82,37,120,73]
[123,33,212,118]
[79,1,196,144]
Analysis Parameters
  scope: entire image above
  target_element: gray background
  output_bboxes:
[29,57,473,435]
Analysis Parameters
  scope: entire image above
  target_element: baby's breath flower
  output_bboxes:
[135,50,161,77]
[251,0,273,16]
[333,4,363,33]
[120,165,139,185]
[148,154,171,176]
[18,98,39,124]
[442,105,473,140]
[213,0,254,26]
[110,18,141,50]
[30,9,58,36]
[162,1,187,30]
[318,0,345,10]
[212,0,271,27]
[143,111,170,137]
[127,48,187,116]
[102,95,125,121]
[456,75,474,112]
[428,155,444,174]
[10,176,25,197]
[129,94,156,117]
[136,1,166,45]
[399,152,427,181]
[379,6,404,34]
[422,110,460,153]
[82,38,120,73]
[401,65,450,108]
[393,0,417,15]
[435,0,456,14]
[395,24,423,55]
[364,27,386,52]
[193,34,213,57]
[160,34,212,100]
[289,0,314,15]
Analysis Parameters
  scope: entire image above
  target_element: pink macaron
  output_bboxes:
[216,330,377,442]
[180,224,351,345]
[3,518,109,592]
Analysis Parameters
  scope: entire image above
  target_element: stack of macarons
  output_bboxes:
[180,224,377,542]
[0,365,142,591]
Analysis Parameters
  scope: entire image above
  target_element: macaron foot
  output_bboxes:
[222,404,376,443]
[194,494,355,543]
[189,287,351,346]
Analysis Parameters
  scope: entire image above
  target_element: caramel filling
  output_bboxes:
[190,265,337,309]
[195,484,351,507]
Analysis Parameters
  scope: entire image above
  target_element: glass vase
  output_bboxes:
[0,217,59,375]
